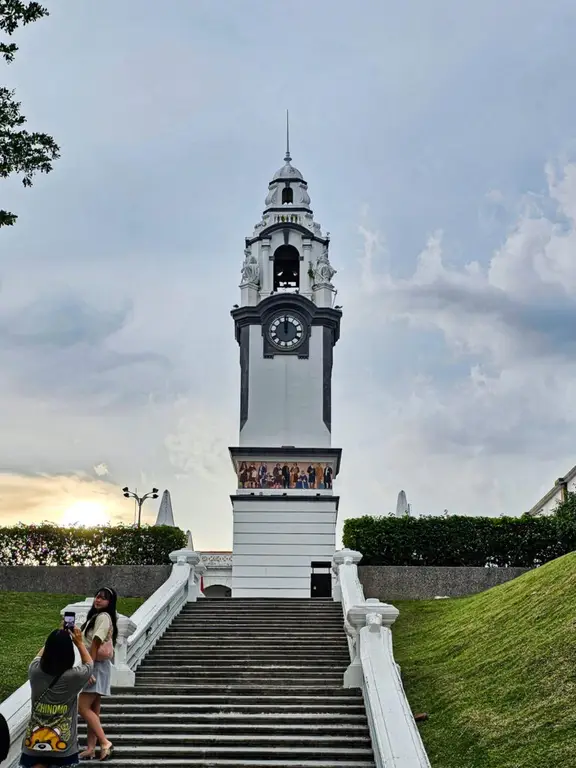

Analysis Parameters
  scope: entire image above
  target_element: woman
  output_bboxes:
[20,626,93,768]
[78,588,118,761]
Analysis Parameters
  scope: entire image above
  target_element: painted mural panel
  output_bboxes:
[237,461,334,490]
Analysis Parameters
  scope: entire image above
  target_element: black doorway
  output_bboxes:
[310,561,332,598]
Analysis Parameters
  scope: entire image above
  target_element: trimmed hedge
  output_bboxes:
[0,524,187,566]
[342,495,576,567]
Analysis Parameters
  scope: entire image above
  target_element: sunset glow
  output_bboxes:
[60,500,111,528]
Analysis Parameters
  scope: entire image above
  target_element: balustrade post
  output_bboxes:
[111,615,137,687]
[169,548,203,602]
[344,598,399,689]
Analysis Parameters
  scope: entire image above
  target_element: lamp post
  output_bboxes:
[122,487,159,528]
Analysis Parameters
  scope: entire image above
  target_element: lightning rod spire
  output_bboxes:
[285,109,291,162]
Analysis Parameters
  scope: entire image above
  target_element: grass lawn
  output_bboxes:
[391,552,576,768]
[0,592,144,702]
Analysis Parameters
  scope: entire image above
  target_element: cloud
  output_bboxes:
[0,293,175,408]
[336,159,576,523]
[0,294,130,348]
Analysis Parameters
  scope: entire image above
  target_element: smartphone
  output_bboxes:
[63,612,75,631]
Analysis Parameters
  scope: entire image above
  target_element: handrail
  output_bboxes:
[0,547,204,768]
[333,549,431,768]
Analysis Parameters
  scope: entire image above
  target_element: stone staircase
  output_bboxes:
[83,598,375,767]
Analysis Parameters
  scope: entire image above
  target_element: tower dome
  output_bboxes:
[272,151,304,182]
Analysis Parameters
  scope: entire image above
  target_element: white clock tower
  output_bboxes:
[230,134,342,598]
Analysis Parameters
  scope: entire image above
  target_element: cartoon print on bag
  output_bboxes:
[25,725,68,751]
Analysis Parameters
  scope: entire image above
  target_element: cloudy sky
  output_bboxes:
[2,0,576,548]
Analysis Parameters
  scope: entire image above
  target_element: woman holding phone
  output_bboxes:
[78,588,118,762]
[20,625,93,768]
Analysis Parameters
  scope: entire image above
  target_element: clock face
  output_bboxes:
[268,314,305,350]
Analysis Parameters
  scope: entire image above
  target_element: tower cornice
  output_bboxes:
[247,222,329,247]
[231,293,342,345]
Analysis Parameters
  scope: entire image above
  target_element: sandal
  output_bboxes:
[99,742,114,761]
[79,749,97,760]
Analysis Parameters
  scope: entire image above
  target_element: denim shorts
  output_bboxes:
[20,753,79,767]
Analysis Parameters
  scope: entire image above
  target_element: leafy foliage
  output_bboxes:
[0,524,187,566]
[1,0,59,227]
[342,498,576,567]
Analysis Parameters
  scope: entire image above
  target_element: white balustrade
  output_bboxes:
[333,549,431,768]
[0,547,203,768]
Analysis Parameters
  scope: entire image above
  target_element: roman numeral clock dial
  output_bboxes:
[268,314,305,350]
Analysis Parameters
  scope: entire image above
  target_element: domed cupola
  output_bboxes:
[263,149,313,216]
[272,151,304,182]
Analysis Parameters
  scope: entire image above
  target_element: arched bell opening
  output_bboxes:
[273,244,300,292]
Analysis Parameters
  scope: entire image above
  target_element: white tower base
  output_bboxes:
[231,495,338,598]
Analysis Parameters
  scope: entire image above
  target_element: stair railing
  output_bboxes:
[0,546,204,768]
[333,548,431,768]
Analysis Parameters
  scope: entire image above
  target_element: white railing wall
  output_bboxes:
[0,547,204,768]
[333,549,431,768]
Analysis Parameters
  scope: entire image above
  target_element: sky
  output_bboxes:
[2,0,576,548]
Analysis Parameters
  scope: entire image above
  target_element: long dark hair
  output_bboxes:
[81,587,119,645]
[39,629,75,677]
[0,711,10,762]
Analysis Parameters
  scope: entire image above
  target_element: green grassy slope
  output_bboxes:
[0,592,143,701]
[391,553,576,768]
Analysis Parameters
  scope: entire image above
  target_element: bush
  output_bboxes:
[0,524,187,566]
[342,497,576,567]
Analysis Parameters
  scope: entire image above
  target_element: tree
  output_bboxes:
[1,1,59,227]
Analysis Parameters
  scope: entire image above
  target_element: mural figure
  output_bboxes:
[237,461,334,490]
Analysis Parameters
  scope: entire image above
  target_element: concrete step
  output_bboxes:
[104,702,367,714]
[172,615,344,621]
[140,662,348,673]
[135,677,344,687]
[88,714,368,727]
[79,721,369,735]
[155,635,348,651]
[78,733,371,747]
[136,678,358,699]
[146,655,350,662]
[137,665,347,674]
[136,668,344,678]
[169,625,345,631]
[107,762,374,768]
[96,745,374,761]
[151,649,346,656]
[161,631,347,638]
[105,688,364,713]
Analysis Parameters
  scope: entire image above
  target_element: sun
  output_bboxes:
[61,500,111,528]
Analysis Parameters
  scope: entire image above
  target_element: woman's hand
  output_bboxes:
[70,626,84,646]
[88,675,96,686]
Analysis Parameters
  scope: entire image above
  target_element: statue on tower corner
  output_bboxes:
[312,244,336,287]
[240,247,260,286]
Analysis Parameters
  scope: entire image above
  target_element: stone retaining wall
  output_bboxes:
[358,565,529,600]
[0,565,172,598]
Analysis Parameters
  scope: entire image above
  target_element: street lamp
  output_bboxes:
[122,487,159,528]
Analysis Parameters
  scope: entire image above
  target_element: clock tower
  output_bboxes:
[230,136,342,598]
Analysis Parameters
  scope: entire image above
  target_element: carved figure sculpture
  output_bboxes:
[312,245,336,286]
[265,187,278,206]
[240,248,259,285]
[299,184,311,205]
